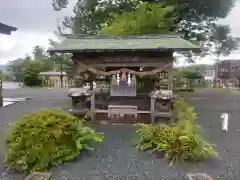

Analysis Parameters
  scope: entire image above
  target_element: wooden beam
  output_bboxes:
[168,61,174,90]
[75,61,172,77]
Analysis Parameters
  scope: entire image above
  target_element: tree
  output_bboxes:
[183,71,204,80]
[33,45,46,60]
[7,45,55,85]
[22,60,43,86]
[0,71,6,81]
[100,3,177,36]
[54,0,139,35]
[48,39,73,78]
[201,24,238,59]
[7,58,29,82]
[52,0,235,37]
[174,68,204,88]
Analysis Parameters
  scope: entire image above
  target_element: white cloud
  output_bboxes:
[0,0,74,64]
[0,31,59,64]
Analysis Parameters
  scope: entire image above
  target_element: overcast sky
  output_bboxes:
[1,0,240,65]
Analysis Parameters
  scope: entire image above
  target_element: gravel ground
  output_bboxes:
[1,89,240,179]
[2,87,69,100]
[0,88,69,180]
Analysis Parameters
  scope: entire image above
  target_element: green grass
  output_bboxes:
[193,87,240,94]
[175,87,227,95]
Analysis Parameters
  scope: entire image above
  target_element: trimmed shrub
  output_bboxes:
[5,109,103,172]
[135,99,218,165]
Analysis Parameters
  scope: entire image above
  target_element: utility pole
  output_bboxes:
[0,77,2,107]
[60,56,63,87]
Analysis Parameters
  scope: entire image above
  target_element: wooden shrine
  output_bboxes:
[48,34,200,123]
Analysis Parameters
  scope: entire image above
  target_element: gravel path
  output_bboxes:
[1,89,240,179]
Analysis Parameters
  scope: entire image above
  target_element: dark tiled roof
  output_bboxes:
[0,23,17,35]
[48,34,200,53]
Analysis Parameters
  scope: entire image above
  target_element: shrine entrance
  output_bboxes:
[48,34,200,124]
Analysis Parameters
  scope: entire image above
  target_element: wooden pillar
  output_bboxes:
[60,57,63,87]
[168,70,173,90]
[150,97,156,123]
[168,63,173,90]
[90,81,95,120]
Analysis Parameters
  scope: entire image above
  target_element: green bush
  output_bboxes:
[5,109,103,172]
[171,99,199,135]
[23,74,42,87]
[134,99,218,165]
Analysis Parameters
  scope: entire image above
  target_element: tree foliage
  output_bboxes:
[100,3,177,36]
[22,59,52,86]
[54,0,139,34]
[201,24,238,58]
[7,44,72,86]
[32,45,46,60]
[49,39,73,78]
[52,0,236,36]
[7,58,32,82]
[135,99,218,165]
[173,67,204,87]
[7,55,54,86]
[0,71,6,81]
[52,0,237,61]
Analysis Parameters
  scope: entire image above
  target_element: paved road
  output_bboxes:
[0,89,240,179]
[2,87,69,100]
[2,82,20,89]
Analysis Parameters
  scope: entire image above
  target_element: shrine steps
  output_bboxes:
[95,110,151,124]
[69,108,172,124]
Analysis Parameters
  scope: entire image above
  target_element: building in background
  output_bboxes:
[204,69,215,81]
[39,71,69,87]
[215,59,240,87]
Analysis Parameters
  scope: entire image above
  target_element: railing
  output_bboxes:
[108,105,138,120]
[42,79,74,88]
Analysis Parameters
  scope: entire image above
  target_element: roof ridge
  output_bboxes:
[61,34,182,39]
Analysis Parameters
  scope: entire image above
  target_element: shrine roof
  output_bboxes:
[0,23,17,35]
[48,34,200,54]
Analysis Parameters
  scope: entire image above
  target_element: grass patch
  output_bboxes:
[202,88,240,94]
[134,99,219,165]
[5,109,104,172]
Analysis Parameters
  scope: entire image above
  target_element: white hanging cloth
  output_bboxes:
[127,73,131,86]
[117,74,120,85]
